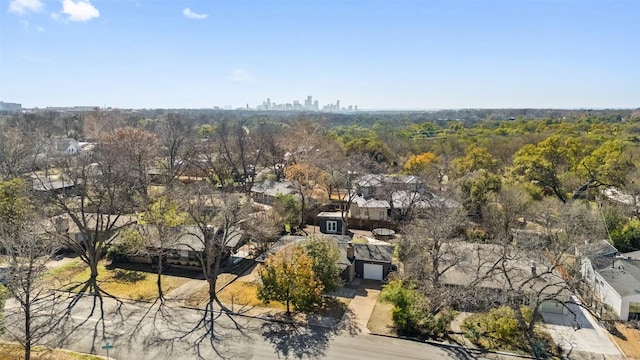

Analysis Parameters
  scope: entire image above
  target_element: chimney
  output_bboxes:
[531,260,537,276]
[347,242,355,260]
[55,216,69,234]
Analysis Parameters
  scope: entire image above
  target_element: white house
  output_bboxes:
[581,241,640,321]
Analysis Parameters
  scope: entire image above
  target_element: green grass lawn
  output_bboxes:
[0,342,103,360]
[46,260,190,302]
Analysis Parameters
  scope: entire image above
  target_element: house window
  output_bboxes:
[327,220,338,233]
[379,211,385,220]
[630,302,640,320]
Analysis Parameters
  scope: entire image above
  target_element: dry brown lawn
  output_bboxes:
[186,278,351,319]
[611,323,640,359]
[217,280,287,311]
[0,342,102,360]
[367,300,396,335]
[45,260,189,302]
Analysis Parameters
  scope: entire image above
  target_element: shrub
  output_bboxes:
[380,280,453,338]
[462,306,532,349]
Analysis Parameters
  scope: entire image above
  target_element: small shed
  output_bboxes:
[317,211,344,234]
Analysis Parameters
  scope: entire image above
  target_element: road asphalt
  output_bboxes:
[2,293,529,360]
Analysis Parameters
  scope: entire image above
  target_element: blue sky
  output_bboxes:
[1,0,639,109]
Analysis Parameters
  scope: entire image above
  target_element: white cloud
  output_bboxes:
[18,19,45,32]
[60,0,100,22]
[182,8,207,20]
[9,0,44,15]
[228,68,254,83]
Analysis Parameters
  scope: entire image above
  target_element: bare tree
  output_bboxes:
[156,113,197,188]
[83,108,122,141]
[316,149,365,235]
[400,203,466,291]
[179,184,249,335]
[243,209,282,256]
[483,195,603,354]
[100,127,159,204]
[38,140,136,306]
[259,123,287,181]
[194,136,234,188]
[483,185,531,243]
[215,120,266,193]
[138,196,186,302]
[0,126,43,181]
[284,163,324,229]
[1,226,62,360]
[0,179,61,360]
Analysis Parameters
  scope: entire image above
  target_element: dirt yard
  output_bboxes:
[611,323,640,359]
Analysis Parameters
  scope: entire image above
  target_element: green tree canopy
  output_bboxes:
[0,178,32,234]
[451,144,497,178]
[579,139,632,187]
[511,135,583,202]
[303,235,341,292]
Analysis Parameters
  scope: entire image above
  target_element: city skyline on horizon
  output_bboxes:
[2,0,639,110]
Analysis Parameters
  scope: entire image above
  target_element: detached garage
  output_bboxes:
[354,244,394,281]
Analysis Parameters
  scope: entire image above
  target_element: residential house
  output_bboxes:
[49,213,136,248]
[31,178,76,196]
[53,138,81,156]
[354,174,423,199]
[124,225,246,270]
[350,197,389,221]
[438,242,571,314]
[581,240,640,321]
[251,180,297,206]
[349,190,458,222]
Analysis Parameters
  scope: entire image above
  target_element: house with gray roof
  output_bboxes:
[582,240,640,320]
[250,180,297,205]
[119,225,246,270]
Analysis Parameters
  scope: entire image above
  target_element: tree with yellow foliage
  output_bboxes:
[258,245,323,314]
[404,152,439,175]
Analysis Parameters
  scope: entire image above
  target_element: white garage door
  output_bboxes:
[363,263,384,280]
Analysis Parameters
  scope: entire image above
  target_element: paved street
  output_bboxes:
[2,293,523,360]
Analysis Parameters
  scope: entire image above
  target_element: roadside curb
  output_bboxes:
[370,332,537,359]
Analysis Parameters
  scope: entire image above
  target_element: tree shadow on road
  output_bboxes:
[261,322,332,359]
[136,298,259,360]
[430,341,504,360]
[260,306,361,359]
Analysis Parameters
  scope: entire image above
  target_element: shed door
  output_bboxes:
[363,263,383,280]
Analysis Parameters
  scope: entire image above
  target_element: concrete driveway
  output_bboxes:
[542,297,623,359]
[344,279,381,334]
